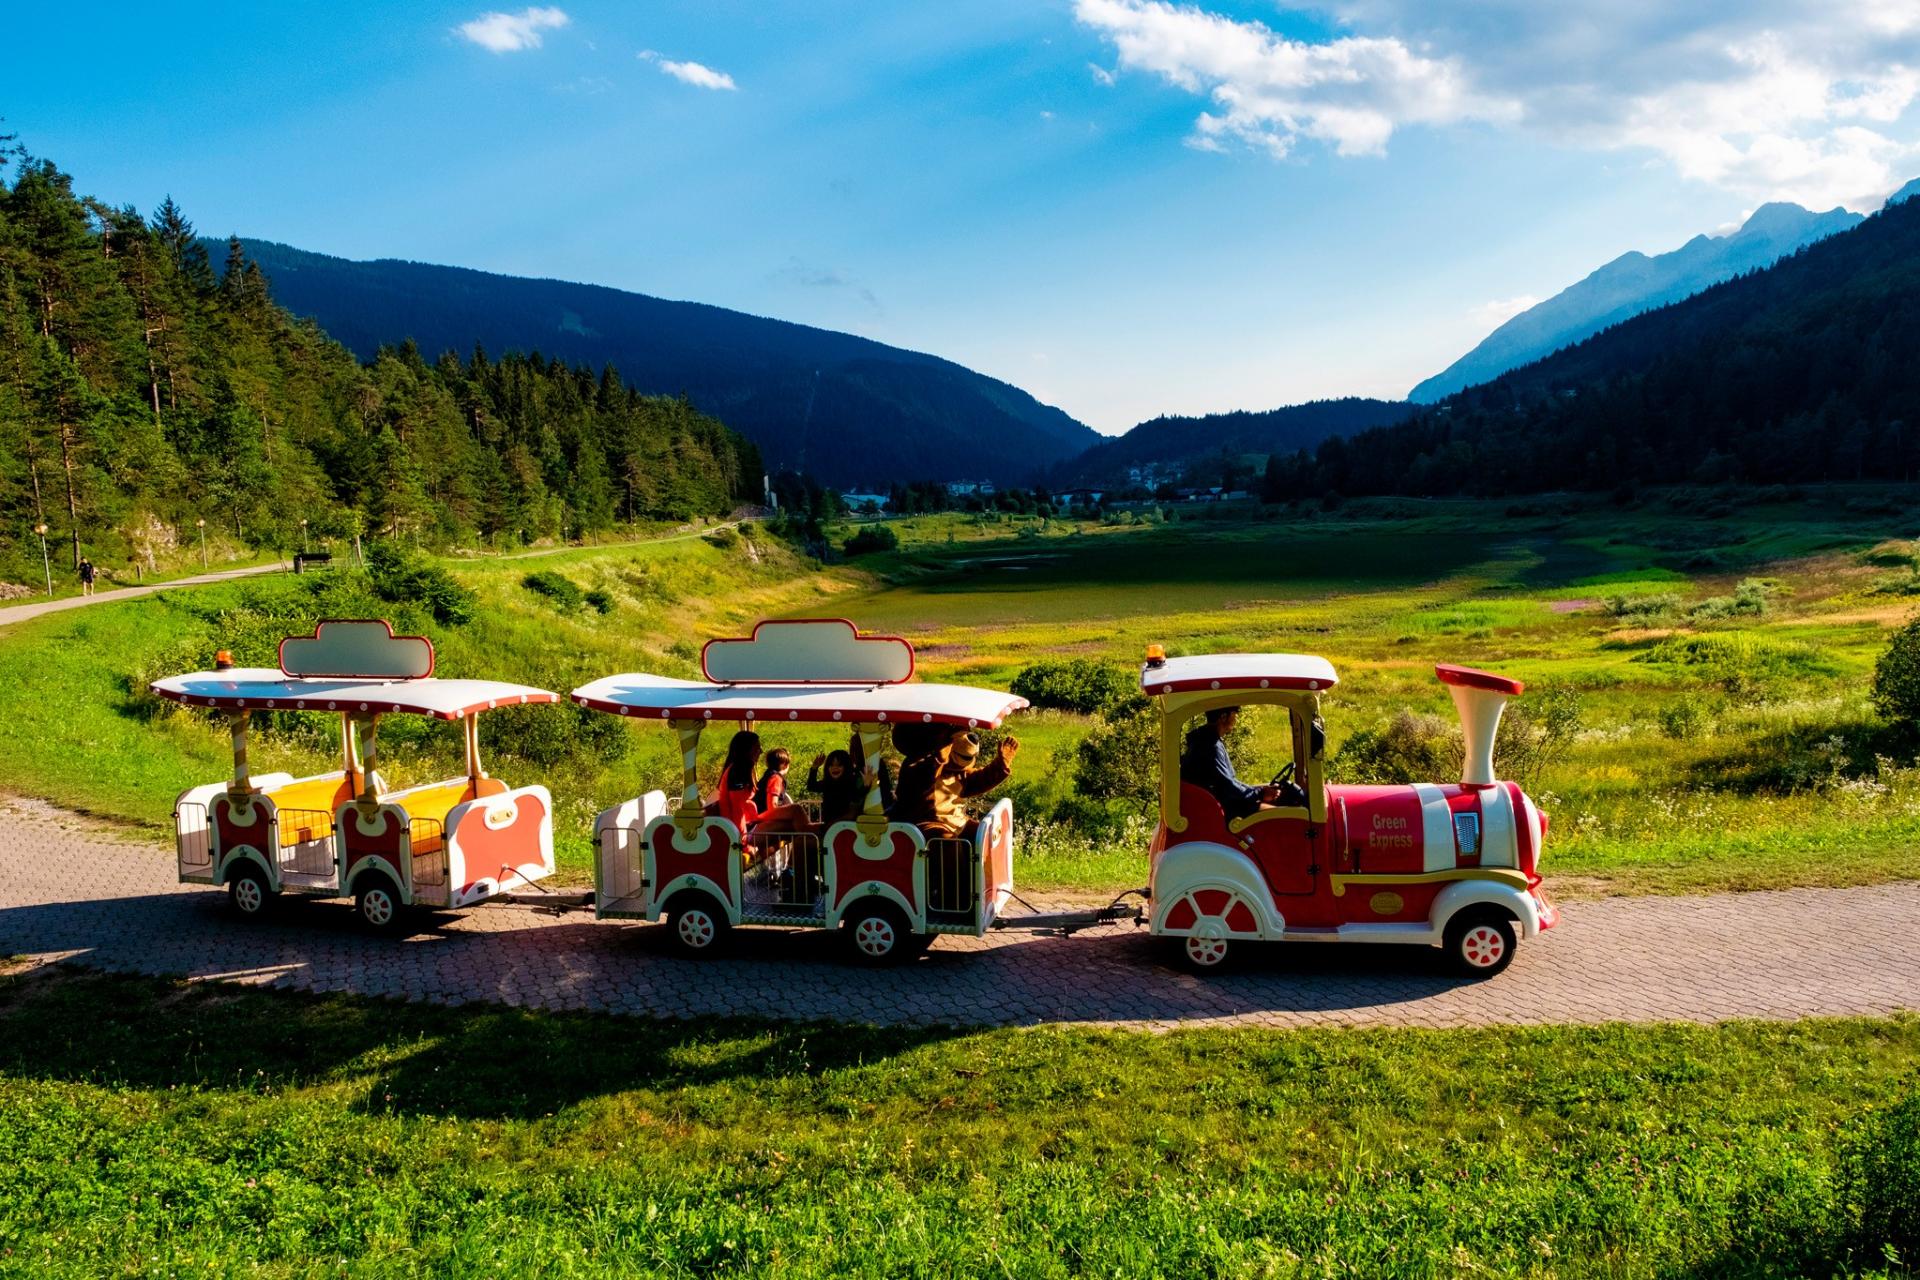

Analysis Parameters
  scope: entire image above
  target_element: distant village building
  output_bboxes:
[945,479,996,498]
[1057,487,1106,506]
[841,492,890,513]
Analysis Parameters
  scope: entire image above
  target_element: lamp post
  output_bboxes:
[32,523,50,597]
[195,517,207,570]
[299,518,309,553]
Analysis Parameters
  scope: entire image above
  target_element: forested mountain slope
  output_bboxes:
[1268,196,1920,498]
[227,240,1099,489]
[1408,201,1864,403]
[1061,398,1415,485]
[0,153,759,585]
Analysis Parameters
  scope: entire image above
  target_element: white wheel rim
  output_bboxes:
[1461,924,1505,968]
[1185,935,1228,967]
[855,916,896,957]
[234,878,262,913]
[363,889,394,927]
[678,909,715,949]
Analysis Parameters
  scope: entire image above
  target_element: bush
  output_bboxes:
[1010,659,1137,716]
[1605,592,1681,622]
[1837,1084,1920,1264]
[843,525,899,557]
[1688,578,1775,622]
[1871,616,1920,728]
[1657,695,1711,740]
[704,526,739,550]
[1331,711,1454,784]
[583,588,615,615]
[1637,633,1833,703]
[1071,702,1161,806]
[365,541,475,626]
[522,570,584,610]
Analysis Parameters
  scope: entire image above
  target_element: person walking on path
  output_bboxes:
[77,557,96,598]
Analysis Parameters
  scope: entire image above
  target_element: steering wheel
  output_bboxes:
[1269,762,1295,788]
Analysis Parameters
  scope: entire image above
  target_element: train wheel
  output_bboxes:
[1175,927,1233,973]
[665,891,731,958]
[227,864,273,919]
[1445,911,1517,978]
[354,874,406,935]
[842,900,914,966]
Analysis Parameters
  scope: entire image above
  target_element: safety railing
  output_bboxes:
[744,828,823,912]
[409,817,447,889]
[174,801,211,871]
[276,807,337,876]
[925,837,978,918]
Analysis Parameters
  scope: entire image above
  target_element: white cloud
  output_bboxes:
[639,50,738,91]
[1074,0,1516,159]
[1470,294,1540,328]
[1089,62,1118,86]
[1079,0,1920,208]
[457,6,568,54]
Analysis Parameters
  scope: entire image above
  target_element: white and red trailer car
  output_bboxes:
[1142,650,1557,974]
[573,619,1032,964]
[155,619,560,931]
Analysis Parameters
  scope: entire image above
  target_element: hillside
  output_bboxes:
[224,241,1099,489]
[0,155,759,588]
[1059,398,1415,486]
[1408,201,1864,403]
[1269,193,1920,498]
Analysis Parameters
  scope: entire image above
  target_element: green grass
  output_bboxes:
[2,495,1918,897]
[0,968,1913,1278]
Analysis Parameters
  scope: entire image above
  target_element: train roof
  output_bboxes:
[150,670,559,721]
[571,673,1028,729]
[1140,653,1339,696]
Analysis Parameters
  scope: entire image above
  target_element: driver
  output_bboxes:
[1180,707,1283,820]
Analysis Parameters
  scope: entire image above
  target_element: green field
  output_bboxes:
[0,967,1914,1278]
[1,493,1917,896]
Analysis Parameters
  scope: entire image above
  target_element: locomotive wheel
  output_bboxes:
[1173,927,1233,973]
[226,864,273,918]
[842,900,917,966]
[1444,910,1517,978]
[665,891,731,958]
[354,873,407,935]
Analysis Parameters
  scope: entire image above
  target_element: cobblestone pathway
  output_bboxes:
[4,796,1917,1029]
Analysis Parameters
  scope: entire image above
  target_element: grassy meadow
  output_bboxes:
[0,967,1915,1278]
[0,489,1917,896]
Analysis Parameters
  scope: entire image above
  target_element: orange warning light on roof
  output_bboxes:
[1144,644,1167,668]
[214,650,234,670]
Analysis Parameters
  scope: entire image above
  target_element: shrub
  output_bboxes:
[1496,684,1585,785]
[1688,578,1775,622]
[1837,1084,1920,1264]
[1071,702,1160,806]
[704,526,739,550]
[1637,633,1832,703]
[1010,659,1136,716]
[522,570,584,610]
[843,525,899,557]
[365,541,475,626]
[1657,695,1711,740]
[1871,616,1920,728]
[1331,711,1454,784]
[1605,592,1681,622]
[583,588,615,615]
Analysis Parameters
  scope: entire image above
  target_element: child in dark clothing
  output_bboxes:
[808,732,895,828]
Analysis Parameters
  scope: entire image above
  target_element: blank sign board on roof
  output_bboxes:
[701,618,913,685]
[279,619,436,681]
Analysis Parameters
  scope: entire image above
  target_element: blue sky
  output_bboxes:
[9,1,1920,432]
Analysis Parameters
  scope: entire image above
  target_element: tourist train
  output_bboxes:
[160,617,1556,977]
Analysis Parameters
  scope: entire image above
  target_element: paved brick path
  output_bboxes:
[3,795,1917,1029]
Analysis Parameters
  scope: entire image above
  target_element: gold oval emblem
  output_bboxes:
[1369,891,1405,916]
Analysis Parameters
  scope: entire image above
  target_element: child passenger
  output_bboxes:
[713,732,806,832]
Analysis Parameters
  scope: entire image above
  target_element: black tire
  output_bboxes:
[1170,932,1233,974]
[226,863,273,918]
[354,873,407,935]
[664,891,732,958]
[1444,910,1518,978]
[841,900,917,966]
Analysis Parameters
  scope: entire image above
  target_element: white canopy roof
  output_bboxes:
[572,673,1027,728]
[151,668,559,721]
[1140,653,1339,696]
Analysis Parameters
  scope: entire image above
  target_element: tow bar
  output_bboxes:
[990,888,1148,936]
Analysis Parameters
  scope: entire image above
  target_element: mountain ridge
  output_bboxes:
[1408,200,1865,403]
[1058,397,1417,487]
[218,239,1100,489]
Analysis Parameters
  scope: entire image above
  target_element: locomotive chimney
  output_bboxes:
[1435,664,1526,788]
